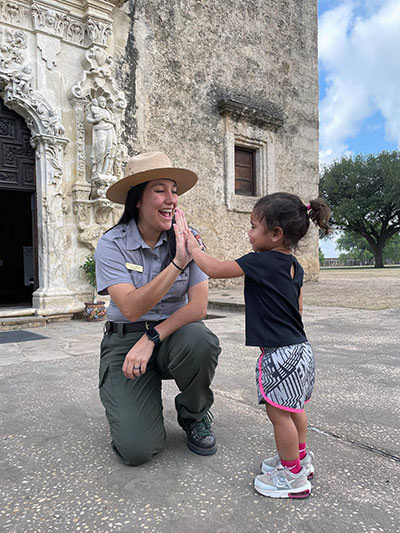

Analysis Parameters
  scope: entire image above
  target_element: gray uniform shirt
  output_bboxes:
[94,219,208,322]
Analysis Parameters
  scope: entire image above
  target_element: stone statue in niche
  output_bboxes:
[87,95,117,175]
[86,95,118,199]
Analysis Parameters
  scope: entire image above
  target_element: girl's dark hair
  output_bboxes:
[253,192,330,249]
[114,182,176,267]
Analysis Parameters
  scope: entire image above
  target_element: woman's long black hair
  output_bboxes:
[115,182,177,268]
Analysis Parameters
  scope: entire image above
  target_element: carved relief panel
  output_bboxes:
[69,45,127,200]
[0,1,112,48]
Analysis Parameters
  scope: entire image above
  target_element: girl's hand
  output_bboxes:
[185,229,199,254]
[173,208,192,267]
[175,208,203,255]
[122,334,155,379]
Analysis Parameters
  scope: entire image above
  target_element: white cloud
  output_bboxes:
[319,0,400,165]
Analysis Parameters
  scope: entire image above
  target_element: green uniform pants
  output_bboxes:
[98,321,221,466]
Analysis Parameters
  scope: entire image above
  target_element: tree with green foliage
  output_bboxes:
[383,233,400,264]
[336,231,400,265]
[320,150,400,267]
[336,232,373,264]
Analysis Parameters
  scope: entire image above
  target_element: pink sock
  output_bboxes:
[299,442,307,460]
[281,458,301,474]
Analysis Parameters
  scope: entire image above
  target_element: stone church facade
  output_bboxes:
[0,0,319,319]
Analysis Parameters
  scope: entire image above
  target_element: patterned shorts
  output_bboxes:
[256,342,315,413]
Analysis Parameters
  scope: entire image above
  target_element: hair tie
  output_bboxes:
[306,204,311,211]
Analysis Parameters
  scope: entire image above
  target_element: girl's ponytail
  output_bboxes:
[307,198,330,235]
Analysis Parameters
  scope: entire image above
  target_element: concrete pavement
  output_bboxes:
[0,288,399,532]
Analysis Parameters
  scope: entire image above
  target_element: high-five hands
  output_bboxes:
[122,209,203,381]
[173,207,193,268]
[174,208,200,255]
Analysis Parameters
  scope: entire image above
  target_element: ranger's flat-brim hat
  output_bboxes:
[106,151,198,204]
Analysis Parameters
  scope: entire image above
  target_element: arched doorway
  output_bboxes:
[0,98,37,306]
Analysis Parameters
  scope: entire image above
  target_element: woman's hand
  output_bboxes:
[122,335,155,379]
[173,208,192,268]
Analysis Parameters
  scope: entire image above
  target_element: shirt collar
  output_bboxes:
[126,219,168,251]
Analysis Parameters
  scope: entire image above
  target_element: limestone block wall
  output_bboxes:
[115,0,320,281]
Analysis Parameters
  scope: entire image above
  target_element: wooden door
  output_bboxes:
[0,99,37,305]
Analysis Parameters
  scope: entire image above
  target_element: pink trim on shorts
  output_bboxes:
[258,347,307,414]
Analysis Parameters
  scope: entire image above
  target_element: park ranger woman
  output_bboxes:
[95,151,221,466]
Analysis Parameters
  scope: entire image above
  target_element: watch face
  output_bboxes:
[146,327,160,344]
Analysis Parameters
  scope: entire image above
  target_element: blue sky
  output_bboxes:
[318,0,400,256]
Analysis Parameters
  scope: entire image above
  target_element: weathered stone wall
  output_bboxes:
[0,0,318,317]
[115,0,320,281]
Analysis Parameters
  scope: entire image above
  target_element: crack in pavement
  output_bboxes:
[309,425,400,463]
[216,390,400,463]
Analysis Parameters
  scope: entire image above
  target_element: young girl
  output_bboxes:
[176,192,330,499]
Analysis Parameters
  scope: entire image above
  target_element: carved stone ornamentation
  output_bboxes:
[0,29,65,138]
[66,20,85,46]
[68,46,126,201]
[83,46,113,77]
[72,199,91,231]
[0,23,70,311]
[4,73,65,137]
[30,134,70,306]
[0,1,28,25]
[44,139,63,186]
[94,199,115,226]
[86,95,117,191]
[86,18,112,47]
[75,105,86,182]
[0,28,27,71]
[31,5,69,38]
[70,47,117,98]
[0,3,114,48]
[0,0,121,313]
[37,34,61,71]
[68,37,126,248]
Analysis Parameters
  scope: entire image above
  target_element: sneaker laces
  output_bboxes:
[191,411,214,437]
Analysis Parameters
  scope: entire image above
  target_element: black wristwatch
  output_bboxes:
[145,326,161,347]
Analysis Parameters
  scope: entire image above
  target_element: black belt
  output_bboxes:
[104,320,162,335]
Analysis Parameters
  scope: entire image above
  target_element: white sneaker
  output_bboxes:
[261,451,314,479]
[254,466,312,499]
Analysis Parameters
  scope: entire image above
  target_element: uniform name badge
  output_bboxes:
[125,262,143,273]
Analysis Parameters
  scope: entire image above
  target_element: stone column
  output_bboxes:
[30,134,76,314]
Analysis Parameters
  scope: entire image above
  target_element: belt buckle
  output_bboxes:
[104,321,112,335]
[145,320,149,331]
